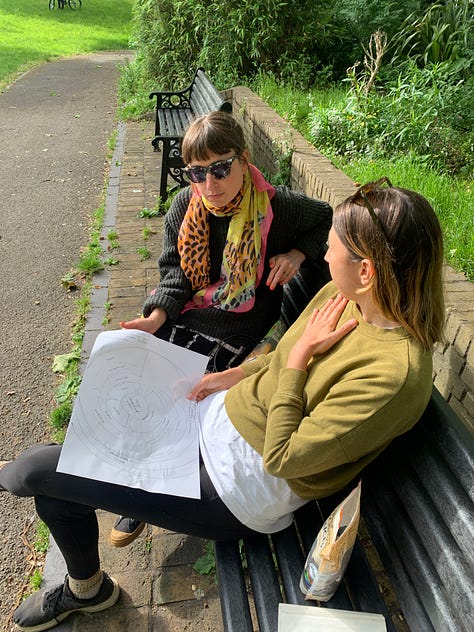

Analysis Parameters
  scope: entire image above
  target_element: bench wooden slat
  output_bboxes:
[193,69,224,97]
[407,448,474,561]
[401,473,473,591]
[360,390,474,632]
[178,108,194,133]
[190,69,232,116]
[364,487,459,631]
[156,108,194,138]
[214,540,253,632]
[271,524,307,605]
[342,540,398,631]
[243,535,282,632]
[424,389,474,497]
[389,485,464,621]
[367,472,474,630]
[363,503,437,631]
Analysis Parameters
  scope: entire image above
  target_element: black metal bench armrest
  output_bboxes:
[149,67,204,109]
[149,89,192,110]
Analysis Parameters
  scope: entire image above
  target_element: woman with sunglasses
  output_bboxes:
[110,111,332,548]
[119,111,332,374]
[0,182,444,631]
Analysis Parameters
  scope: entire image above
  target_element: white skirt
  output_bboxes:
[198,390,307,534]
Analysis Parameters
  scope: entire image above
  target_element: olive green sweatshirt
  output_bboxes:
[224,282,433,499]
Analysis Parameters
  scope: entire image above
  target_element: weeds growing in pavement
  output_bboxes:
[142,226,154,240]
[107,229,119,249]
[136,246,151,261]
[49,194,106,438]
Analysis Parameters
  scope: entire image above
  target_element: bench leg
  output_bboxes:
[159,139,171,204]
[158,139,186,205]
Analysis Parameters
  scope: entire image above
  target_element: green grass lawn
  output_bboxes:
[0,0,134,89]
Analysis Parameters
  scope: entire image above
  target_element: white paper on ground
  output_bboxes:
[57,329,209,498]
[278,603,387,631]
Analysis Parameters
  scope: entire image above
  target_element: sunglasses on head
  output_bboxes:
[184,155,239,184]
[351,176,393,244]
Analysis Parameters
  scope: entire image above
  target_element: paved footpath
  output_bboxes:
[42,121,224,632]
[0,51,128,630]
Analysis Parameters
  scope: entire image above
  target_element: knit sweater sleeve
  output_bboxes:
[270,188,332,263]
[142,188,193,320]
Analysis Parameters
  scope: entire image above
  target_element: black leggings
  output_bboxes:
[0,444,257,579]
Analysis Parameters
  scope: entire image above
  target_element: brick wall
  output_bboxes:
[224,86,474,432]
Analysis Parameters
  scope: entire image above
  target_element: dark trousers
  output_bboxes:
[0,444,257,579]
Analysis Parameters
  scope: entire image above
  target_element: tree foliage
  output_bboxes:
[122,0,473,178]
[131,0,343,89]
[130,0,473,88]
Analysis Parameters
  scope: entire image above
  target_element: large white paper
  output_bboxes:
[278,604,387,631]
[57,329,209,498]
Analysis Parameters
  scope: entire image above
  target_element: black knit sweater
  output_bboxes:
[143,186,332,349]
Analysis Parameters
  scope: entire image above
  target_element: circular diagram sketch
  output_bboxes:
[59,330,209,496]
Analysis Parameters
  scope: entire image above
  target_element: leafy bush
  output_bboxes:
[330,0,424,77]
[309,59,474,176]
[117,56,156,119]
[130,0,340,90]
[391,0,473,66]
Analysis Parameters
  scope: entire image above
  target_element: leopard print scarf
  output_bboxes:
[178,164,275,312]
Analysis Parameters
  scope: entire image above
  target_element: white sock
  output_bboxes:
[68,569,103,600]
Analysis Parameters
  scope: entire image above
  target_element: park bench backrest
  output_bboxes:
[362,387,474,631]
[189,68,232,117]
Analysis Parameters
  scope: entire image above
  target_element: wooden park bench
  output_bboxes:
[214,267,474,632]
[149,68,232,204]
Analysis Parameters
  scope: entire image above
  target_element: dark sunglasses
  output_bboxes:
[351,176,393,243]
[184,155,239,184]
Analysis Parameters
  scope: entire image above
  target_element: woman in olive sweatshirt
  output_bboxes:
[1,180,444,631]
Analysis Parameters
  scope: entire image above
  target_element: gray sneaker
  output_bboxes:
[13,573,120,631]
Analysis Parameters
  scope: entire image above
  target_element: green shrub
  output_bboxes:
[330,0,424,77]
[130,0,339,90]
[118,55,156,119]
[309,60,474,176]
[391,0,473,66]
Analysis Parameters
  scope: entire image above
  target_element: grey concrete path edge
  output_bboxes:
[42,121,127,589]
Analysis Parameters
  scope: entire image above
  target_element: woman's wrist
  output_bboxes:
[286,345,312,370]
[149,307,167,328]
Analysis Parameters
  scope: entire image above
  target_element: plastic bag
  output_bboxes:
[300,481,361,602]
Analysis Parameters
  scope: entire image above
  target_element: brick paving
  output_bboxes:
[43,121,224,631]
